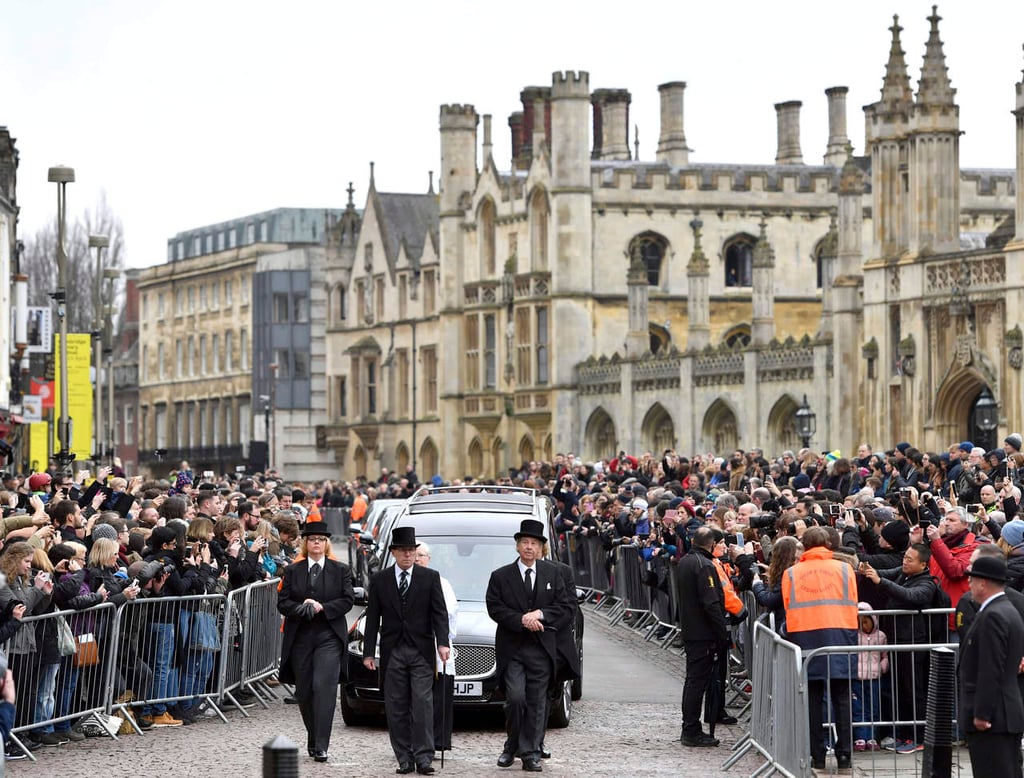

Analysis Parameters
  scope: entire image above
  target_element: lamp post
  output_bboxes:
[794,394,816,449]
[259,393,271,473]
[48,165,75,474]
[103,267,121,466]
[974,388,999,444]
[89,234,109,463]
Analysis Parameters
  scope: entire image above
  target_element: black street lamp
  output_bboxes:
[975,388,998,433]
[794,394,816,449]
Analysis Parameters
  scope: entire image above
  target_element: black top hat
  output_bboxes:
[966,555,1008,583]
[300,522,332,538]
[514,519,547,543]
[389,526,419,549]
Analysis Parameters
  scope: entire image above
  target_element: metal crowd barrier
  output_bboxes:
[2,579,283,761]
[4,603,118,762]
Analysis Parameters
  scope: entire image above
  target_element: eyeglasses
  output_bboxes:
[305,536,327,543]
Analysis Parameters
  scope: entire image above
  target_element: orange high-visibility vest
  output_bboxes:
[712,557,744,616]
[783,548,858,633]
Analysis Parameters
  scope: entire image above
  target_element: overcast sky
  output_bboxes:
[3,1,1023,270]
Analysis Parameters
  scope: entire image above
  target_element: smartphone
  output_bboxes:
[203,471,214,480]
[919,518,931,529]
[966,504,983,514]
[1008,467,1018,483]
[735,533,745,546]
[899,487,912,498]
[828,504,843,517]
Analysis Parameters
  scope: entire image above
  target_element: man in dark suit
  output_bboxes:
[277,523,355,763]
[363,527,450,776]
[487,519,570,772]
[958,554,1024,778]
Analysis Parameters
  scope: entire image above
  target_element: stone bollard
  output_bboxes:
[263,734,299,778]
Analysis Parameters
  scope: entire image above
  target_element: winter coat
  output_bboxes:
[0,575,50,654]
[857,612,889,680]
[873,568,937,644]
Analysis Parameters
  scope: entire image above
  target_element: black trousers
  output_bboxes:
[502,642,550,760]
[808,678,852,761]
[966,731,1024,778]
[385,643,435,767]
[432,674,454,750]
[291,626,343,753]
[681,640,715,736]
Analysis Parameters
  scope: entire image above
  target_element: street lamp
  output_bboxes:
[103,267,121,466]
[975,389,998,433]
[89,234,109,463]
[48,165,75,474]
[794,394,816,449]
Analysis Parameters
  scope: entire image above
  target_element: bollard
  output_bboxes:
[263,734,299,778]
[922,647,956,778]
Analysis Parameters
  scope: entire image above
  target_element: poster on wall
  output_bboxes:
[12,307,54,354]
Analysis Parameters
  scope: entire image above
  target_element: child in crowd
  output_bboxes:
[853,602,888,751]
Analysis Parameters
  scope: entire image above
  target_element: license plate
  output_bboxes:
[453,681,482,696]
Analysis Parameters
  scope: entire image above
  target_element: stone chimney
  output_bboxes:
[774,100,803,164]
[656,82,690,166]
[519,86,549,166]
[591,89,630,160]
[824,87,850,166]
[482,114,493,163]
[508,112,525,170]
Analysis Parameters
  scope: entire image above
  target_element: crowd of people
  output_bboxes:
[3,433,1024,771]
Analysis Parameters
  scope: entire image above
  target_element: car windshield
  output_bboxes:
[401,535,519,602]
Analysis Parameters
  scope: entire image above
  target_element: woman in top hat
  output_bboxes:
[362,526,450,776]
[486,519,571,773]
[277,523,354,763]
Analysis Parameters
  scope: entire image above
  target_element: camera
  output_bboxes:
[920,518,931,529]
[748,512,778,531]
[966,504,983,515]
[827,504,843,517]
[899,487,912,498]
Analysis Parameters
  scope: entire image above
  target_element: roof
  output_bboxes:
[374,192,439,268]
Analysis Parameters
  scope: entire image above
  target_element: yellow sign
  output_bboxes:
[53,333,94,462]
[29,421,50,472]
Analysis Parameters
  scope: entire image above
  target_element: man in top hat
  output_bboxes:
[958,553,1024,777]
[363,527,450,776]
[277,523,355,763]
[487,519,570,772]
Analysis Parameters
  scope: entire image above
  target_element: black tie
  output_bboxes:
[399,570,409,603]
[309,563,320,584]
[524,568,533,600]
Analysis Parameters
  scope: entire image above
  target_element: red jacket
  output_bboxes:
[929,530,977,625]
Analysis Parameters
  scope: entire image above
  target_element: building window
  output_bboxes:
[187,286,195,313]
[224,279,232,306]
[398,276,407,319]
[465,315,480,390]
[225,331,233,371]
[273,294,290,323]
[211,402,220,447]
[336,284,347,322]
[192,237,200,256]
[530,187,549,270]
[484,313,497,389]
[724,234,755,287]
[155,405,167,448]
[338,376,347,418]
[158,343,165,380]
[397,349,409,417]
[293,352,308,379]
[259,220,268,241]
[212,334,220,373]
[275,349,291,379]
[205,235,212,253]
[199,335,207,375]
[479,198,496,277]
[293,295,308,323]
[176,289,184,315]
[122,404,134,445]
[141,294,148,321]
[627,232,668,287]
[188,336,196,376]
[424,270,436,315]
[722,325,751,348]
[158,292,165,317]
[356,280,366,323]
[422,347,437,413]
[199,286,207,311]
[246,223,255,244]
[240,329,249,371]
[228,229,236,249]
[176,341,183,378]
[209,282,218,310]
[217,232,225,252]
[240,279,249,305]
[366,359,377,415]
[516,307,531,385]
[536,307,549,385]
[375,278,385,321]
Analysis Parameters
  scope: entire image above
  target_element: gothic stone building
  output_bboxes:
[324,10,1023,480]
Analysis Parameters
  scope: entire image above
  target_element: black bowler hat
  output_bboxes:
[514,519,547,543]
[300,522,332,538]
[389,526,420,549]
[966,555,1008,583]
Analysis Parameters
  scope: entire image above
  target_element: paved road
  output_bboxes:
[7,613,762,777]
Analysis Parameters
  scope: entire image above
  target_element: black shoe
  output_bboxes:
[717,714,739,725]
[811,757,826,769]
[416,765,435,776]
[497,752,515,768]
[313,750,329,763]
[396,764,415,775]
[540,749,551,759]
[284,695,298,704]
[836,754,852,769]
[522,758,543,772]
[681,733,720,747]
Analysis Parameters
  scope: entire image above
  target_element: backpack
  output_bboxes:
[927,576,952,642]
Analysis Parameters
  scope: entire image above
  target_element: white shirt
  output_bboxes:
[977,589,1006,614]
[307,558,323,576]
[395,564,413,589]
[516,560,544,620]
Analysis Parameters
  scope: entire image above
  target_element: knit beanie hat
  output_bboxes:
[91,523,119,543]
[880,520,910,550]
[1006,433,1023,453]
[1001,519,1024,548]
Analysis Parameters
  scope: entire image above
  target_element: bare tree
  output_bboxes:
[22,192,126,336]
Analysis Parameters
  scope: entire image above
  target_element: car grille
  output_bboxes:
[454,643,495,678]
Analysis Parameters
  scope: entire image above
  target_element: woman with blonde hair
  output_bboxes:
[751,535,803,631]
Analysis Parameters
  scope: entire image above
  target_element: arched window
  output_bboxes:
[813,239,826,290]
[420,438,439,481]
[468,438,484,478]
[479,198,496,277]
[396,443,410,473]
[334,283,347,322]
[722,324,751,349]
[724,234,755,287]
[627,232,668,287]
[529,188,549,270]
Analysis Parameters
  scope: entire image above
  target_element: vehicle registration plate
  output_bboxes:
[453,681,482,696]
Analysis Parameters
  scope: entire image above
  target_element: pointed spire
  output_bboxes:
[687,213,709,273]
[368,161,376,191]
[877,14,914,114]
[346,182,355,208]
[820,211,839,259]
[752,216,776,268]
[839,142,865,195]
[916,6,956,107]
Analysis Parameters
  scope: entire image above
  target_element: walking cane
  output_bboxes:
[440,671,447,769]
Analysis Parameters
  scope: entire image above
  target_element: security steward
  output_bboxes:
[363,527,450,776]
[782,525,858,771]
[487,519,570,772]
[677,526,728,747]
[958,554,1024,778]
[277,522,355,763]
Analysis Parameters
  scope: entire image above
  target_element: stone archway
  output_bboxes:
[933,367,988,448]
[766,395,800,457]
[584,408,617,461]
[641,403,676,455]
[468,437,484,479]
[420,438,439,481]
[701,399,739,455]
[353,446,367,480]
[518,435,535,466]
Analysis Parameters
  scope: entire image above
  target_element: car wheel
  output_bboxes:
[547,680,572,728]
[340,691,376,726]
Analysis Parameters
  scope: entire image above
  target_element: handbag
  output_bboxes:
[186,609,221,652]
[56,615,78,657]
[74,632,99,667]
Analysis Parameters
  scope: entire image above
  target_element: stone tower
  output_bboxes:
[751,219,776,346]
[908,6,960,255]
[865,15,914,259]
